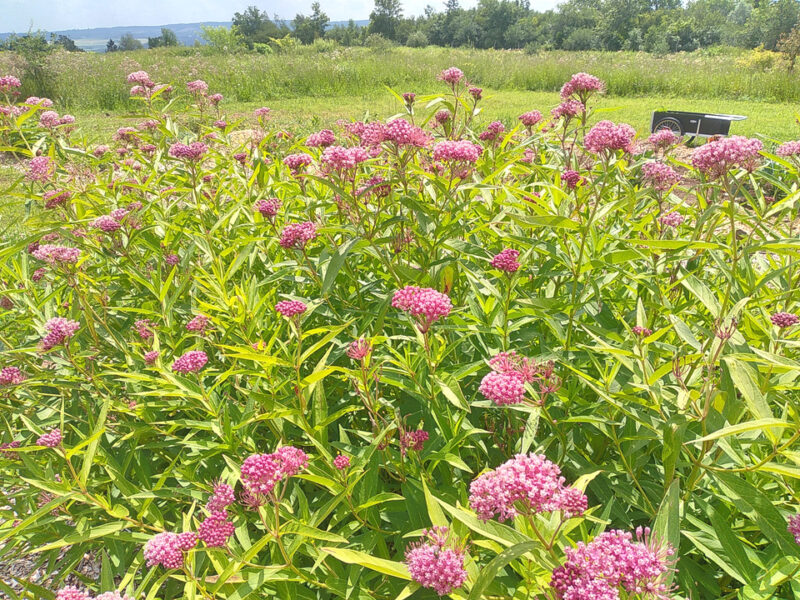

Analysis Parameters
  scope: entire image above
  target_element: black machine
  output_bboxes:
[651,111,747,140]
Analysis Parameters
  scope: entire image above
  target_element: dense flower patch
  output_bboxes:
[1,66,799,600]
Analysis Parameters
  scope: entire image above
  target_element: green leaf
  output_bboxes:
[722,357,776,441]
[322,547,411,579]
[468,542,537,600]
[653,480,680,586]
[422,479,448,528]
[690,418,790,444]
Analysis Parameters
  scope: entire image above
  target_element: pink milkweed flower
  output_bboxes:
[25,96,53,107]
[584,120,636,155]
[347,338,372,361]
[384,118,430,148]
[491,248,520,273]
[642,161,680,191]
[321,145,369,174]
[550,528,675,600]
[0,440,21,459]
[208,93,223,105]
[26,156,54,182]
[562,169,584,189]
[207,482,236,512]
[519,110,543,129]
[275,300,307,318]
[55,587,90,600]
[144,350,159,364]
[279,221,317,249]
[438,66,465,86]
[43,190,71,209]
[392,286,452,333]
[198,510,235,547]
[93,145,110,157]
[186,79,209,94]
[632,325,652,337]
[240,446,309,498]
[96,593,135,600]
[691,136,762,179]
[37,428,61,447]
[254,106,271,119]
[405,527,468,596]
[254,197,281,218]
[127,71,154,87]
[434,109,452,123]
[400,429,429,453]
[777,141,800,157]
[0,366,25,385]
[0,75,22,94]
[479,120,506,142]
[186,314,211,334]
[789,514,800,544]
[660,211,685,228]
[307,129,336,148]
[649,128,680,150]
[144,532,186,569]
[92,215,122,233]
[432,140,482,164]
[283,153,313,173]
[560,72,604,101]
[402,92,416,105]
[771,312,799,328]
[550,99,585,120]
[169,142,208,161]
[41,317,80,350]
[135,320,154,340]
[469,453,587,522]
[333,454,350,470]
[469,86,483,99]
[479,371,526,406]
[165,254,180,266]
[171,350,208,374]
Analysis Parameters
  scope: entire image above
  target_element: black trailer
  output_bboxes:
[650,111,747,140]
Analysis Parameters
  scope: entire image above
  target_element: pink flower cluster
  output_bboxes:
[771,312,798,328]
[0,366,25,385]
[550,528,674,600]
[551,100,584,120]
[479,121,506,142]
[519,110,543,128]
[584,120,636,155]
[169,142,208,161]
[92,215,122,233]
[37,428,62,447]
[469,453,587,522]
[384,118,431,148]
[186,79,209,94]
[128,70,154,88]
[207,482,236,512]
[432,140,483,164]
[198,510,235,547]
[283,153,313,173]
[186,314,210,334]
[479,351,540,406]
[642,161,680,191]
[438,67,465,85]
[254,106,271,119]
[144,531,197,569]
[240,446,309,497]
[171,350,208,374]
[347,338,372,361]
[307,129,336,147]
[789,513,800,544]
[279,221,317,249]
[43,190,71,209]
[0,75,22,93]
[57,589,131,600]
[405,526,468,596]
[27,156,54,182]
[777,141,800,157]
[41,317,80,350]
[563,169,584,189]
[560,72,604,100]
[400,429,429,453]
[649,129,680,150]
[632,325,652,337]
[134,319,153,340]
[392,286,452,332]
[691,136,763,178]
[25,96,54,107]
[39,110,75,128]
[32,244,81,265]
[254,197,281,218]
[491,248,520,273]
[321,145,369,173]
[275,300,308,318]
[333,454,350,470]
[660,211,685,228]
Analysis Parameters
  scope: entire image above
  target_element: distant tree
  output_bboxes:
[118,33,144,51]
[369,0,403,40]
[51,34,82,51]
[148,27,179,48]
[1,31,51,53]
[325,20,365,45]
[293,2,330,44]
[200,25,246,53]
[233,5,289,47]
[106,38,118,52]
[778,24,800,69]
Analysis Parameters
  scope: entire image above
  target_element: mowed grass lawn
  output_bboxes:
[67,90,798,142]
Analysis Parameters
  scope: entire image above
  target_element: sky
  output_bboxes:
[1,0,561,33]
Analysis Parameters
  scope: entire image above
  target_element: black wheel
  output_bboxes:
[653,117,683,136]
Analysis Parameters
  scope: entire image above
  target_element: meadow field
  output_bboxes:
[1,52,800,600]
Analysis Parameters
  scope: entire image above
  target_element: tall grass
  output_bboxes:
[0,46,799,110]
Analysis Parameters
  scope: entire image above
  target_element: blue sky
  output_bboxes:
[1,0,564,32]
